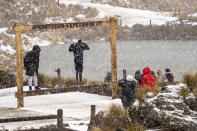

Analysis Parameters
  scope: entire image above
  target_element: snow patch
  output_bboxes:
[23,35,51,47]
[76,14,86,19]
[0,40,16,54]
[60,0,177,26]
[66,18,74,23]
[0,27,8,33]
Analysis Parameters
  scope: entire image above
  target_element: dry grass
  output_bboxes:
[135,87,150,102]
[38,73,105,88]
[126,124,146,131]
[92,127,102,131]
[192,88,197,98]
[107,104,125,117]
[179,86,190,99]
[85,80,104,85]
[182,72,197,91]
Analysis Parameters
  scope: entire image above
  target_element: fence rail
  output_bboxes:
[15,84,111,97]
[0,109,63,129]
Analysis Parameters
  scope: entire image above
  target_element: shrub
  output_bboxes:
[37,73,106,88]
[179,86,190,99]
[192,88,197,98]
[0,70,16,88]
[38,73,51,87]
[182,72,197,91]
[86,80,104,85]
[92,127,102,131]
[107,104,125,117]
[126,124,146,131]
[135,87,150,102]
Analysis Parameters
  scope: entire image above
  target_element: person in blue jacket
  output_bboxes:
[69,40,89,85]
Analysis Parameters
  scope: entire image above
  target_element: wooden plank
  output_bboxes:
[15,84,111,97]
[15,23,24,108]
[109,17,118,98]
[0,115,57,123]
[14,20,111,32]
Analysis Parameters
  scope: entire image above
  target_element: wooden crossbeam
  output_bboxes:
[14,20,111,32]
[0,115,57,123]
[15,84,111,97]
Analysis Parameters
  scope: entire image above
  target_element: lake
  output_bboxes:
[39,40,197,81]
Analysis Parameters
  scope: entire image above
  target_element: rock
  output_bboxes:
[184,97,197,111]
[128,84,197,131]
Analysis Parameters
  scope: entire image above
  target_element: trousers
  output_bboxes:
[28,72,38,87]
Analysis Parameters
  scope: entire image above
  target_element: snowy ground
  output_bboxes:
[0,87,121,130]
[60,0,177,27]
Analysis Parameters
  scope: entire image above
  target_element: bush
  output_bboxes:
[37,73,106,88]
[126,124,146,131]
[192,88,197,98]
[107,104,125,117]
[179,86,190,99]
[92,127,102,131]
[182,72,197,91]
[0,70,16,88]
[135,87,150,102]
[85,80,104,85]
[38,73,51,87]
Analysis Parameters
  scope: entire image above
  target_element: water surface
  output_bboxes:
[39,41,197,81]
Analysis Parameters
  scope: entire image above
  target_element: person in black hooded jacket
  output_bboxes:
[69,40,89,85]
[24,45,41,91]
[118,75,136,112]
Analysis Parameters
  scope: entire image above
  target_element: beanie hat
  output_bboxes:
[126,75,134,81]
[165,68,170,73]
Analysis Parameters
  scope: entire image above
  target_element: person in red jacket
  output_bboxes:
[141,67,156,92]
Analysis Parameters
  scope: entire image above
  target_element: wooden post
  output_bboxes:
[55,68,61,79]
[58,0,60,6]
[57,109,63,129]
[15,23,24,108]
[109,17,118,98]
[90,105,96,120]
[123,69,127,81]
[149,19,152,27]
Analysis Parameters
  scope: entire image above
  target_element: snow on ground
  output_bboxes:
[0,40,16,54]
[23,34,51,49]
[45,17,66,24]
[0,27,8,33]
[146,83,197,124]
[60,0,177,26]
[0,86,121,130]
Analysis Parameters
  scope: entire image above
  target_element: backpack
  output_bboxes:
[24,52,34,67]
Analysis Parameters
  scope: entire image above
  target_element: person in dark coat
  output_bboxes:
[69,40,89,85]
[165,68,174,83]
[24,45,41,91]
[118,75,136,112]
[135,70,142,85]
[151,70,157,79]
[104,72,112,83]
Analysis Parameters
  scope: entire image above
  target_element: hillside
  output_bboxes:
[92,0,197,13]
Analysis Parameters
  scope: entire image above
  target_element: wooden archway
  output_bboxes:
[14,17,118,108]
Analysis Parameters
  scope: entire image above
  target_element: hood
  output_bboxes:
[143,67,151,74]
[33,45,41,53]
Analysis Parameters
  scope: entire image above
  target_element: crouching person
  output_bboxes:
[24,45,41,91]
[118,75,136,114]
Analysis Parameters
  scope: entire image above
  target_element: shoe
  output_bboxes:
[29,86,32,91]
[35,86,40,90]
